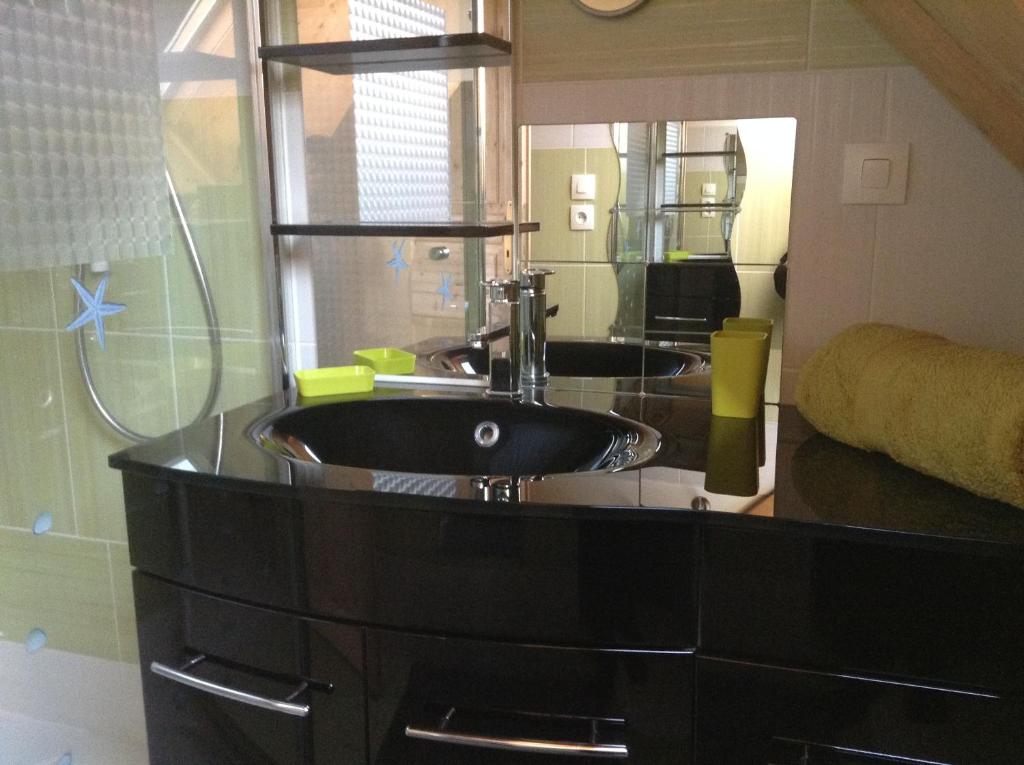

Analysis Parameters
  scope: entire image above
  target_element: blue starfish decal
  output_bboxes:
[65,276,126,351]
[436,272,455,308]
[386,240,409,281]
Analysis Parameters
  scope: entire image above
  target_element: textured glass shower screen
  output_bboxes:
[350,0,450,222]
[0,0,170,271]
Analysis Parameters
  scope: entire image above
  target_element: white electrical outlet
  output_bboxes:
[570,204,595,230]
[701,196,716,218]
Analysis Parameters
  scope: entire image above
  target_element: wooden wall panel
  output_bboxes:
[851,0,1024,172]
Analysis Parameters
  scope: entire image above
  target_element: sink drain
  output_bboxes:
[474,420,500,448]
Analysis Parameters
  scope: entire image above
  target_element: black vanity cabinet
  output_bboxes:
[133,573,367,765]
[644,262,741,342]
[696,524,1024,763]
[116,394,1024,764]
[695,656,1019,764]
[125,470,700,764]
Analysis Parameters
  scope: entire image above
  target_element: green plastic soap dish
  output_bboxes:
[294,365,374,397]
[353,347,416,375]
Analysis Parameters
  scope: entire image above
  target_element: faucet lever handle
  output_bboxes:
[520,268,555,291]
[485,279,520,304]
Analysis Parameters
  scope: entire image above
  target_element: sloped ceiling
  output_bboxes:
[850,0,1024,172]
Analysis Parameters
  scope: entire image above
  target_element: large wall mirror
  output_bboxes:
[522,119,796,404]
[522,119,796,511]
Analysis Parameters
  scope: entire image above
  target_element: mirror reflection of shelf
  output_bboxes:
[619,204,742,213]
[663,150,738,158]
[658,130,746,261]
[271,222,539,238]
[661,203,742,213]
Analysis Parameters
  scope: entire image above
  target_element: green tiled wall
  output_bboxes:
[0,268,57,329]
[0,329,75,534]
[529,146,622,264]
[528,260,628,341]
[0,529,120,661]
[530,149,587,262]
[173,336,274,418]
[528,144,645,348]
[109,543,139,664]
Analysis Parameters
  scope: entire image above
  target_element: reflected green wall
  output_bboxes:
[528,145,624,339]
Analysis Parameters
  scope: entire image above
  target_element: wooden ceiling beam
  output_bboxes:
[850,0,1024,173]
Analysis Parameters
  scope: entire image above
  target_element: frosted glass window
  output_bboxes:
[350,0,450,222]
[663,121,680,205]
[624,126,650,211]
[0,0,170,271]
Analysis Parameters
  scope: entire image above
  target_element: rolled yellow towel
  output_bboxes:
[796,323,1024,508]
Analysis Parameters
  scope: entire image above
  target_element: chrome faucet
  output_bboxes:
[482,278,520,397]
[469,302,560,349]
[519,268,555,387]
[480,268,555,397]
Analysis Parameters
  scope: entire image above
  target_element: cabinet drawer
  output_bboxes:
[125,473,698,647]
[366,629,693,764]
[695,657,1023,764]
[133,573,366,765]
[700,526,1024,691]
[647,262,725,296]
[645,296,714,335]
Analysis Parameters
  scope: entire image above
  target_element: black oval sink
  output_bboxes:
[256,397,659,477]
[429,341,703,378]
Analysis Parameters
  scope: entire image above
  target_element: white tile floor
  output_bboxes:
[0,710,148,765]
[0,642,148,765]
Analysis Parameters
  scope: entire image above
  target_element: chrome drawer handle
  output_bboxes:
[654,315,707,323]
[405,726,629,758]
[405,707,629,759]
[151,658,310,718]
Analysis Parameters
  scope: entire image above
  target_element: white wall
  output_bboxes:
[520,66,1024,403]
[733,118,797,266]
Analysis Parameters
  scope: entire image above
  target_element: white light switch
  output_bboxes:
[701,182,717,196]
[842,142,909,204]
[570,204,595,230]
[571,173,596,200]
[861,158,891,189]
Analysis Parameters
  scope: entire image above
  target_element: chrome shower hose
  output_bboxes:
[75,167,223,443]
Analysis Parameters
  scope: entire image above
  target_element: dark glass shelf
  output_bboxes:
[661,203,740,212]
[663,150,738,158]
[658,253,731,262]
[272,221,539,238]
[259,33,511,75]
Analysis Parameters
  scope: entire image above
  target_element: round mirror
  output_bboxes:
[572,0,648,17]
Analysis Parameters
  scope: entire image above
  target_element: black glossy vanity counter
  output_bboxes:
[109,383,1024,554]
[112,384,1024,764]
